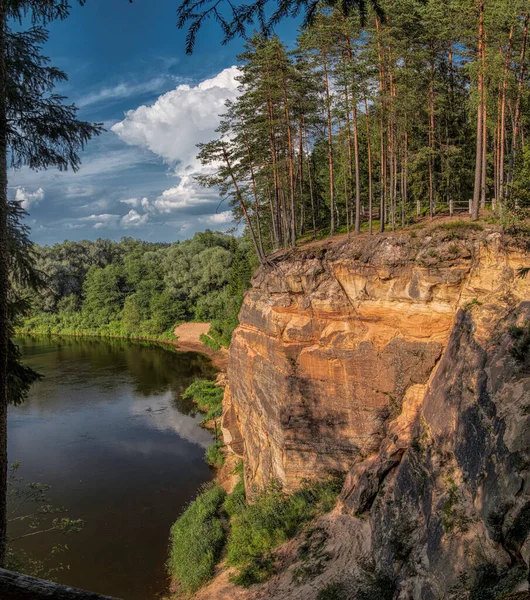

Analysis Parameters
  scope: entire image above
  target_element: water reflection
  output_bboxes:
[8,336,217,600]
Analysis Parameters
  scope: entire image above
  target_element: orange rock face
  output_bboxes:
[223,227,529,493]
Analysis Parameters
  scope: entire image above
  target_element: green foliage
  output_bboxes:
[226,476,343,586]
[20,230,256,345]
[183,379,224,422]
[357,570,397,600]
[167,483,227,595]
[200,333,222,352]
[205,441,225,468]
[316,581,349,600]
[509,323,530,366]
[223,479,246,518]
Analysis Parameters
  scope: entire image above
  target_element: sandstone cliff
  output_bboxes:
[217,223,530,599]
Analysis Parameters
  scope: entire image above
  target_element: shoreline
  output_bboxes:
[16,329,228,371]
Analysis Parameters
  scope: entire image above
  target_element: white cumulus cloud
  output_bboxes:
[111,67,241,221]
[199,211,234,225]
[112,66,240,167]
[15,187,45,210]
[121,209,149,228]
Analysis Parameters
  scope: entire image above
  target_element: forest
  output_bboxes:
[197,0,530,262]
[18,231,256,348]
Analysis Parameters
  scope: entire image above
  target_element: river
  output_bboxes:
[8,336,218,599]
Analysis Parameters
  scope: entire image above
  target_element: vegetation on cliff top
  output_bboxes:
[192,0,530,263]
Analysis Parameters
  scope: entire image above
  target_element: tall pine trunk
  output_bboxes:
[498,26,513,211]
[279,56,296,247]
[222,145,264,263]
[472,0,485,221]
[428,59,436,219]
[508,13,528,201]
[364,93,374,235]
[322,49,335,236]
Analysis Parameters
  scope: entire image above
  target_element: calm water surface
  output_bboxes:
[8,336,217,600]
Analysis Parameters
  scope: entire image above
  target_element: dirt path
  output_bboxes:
[174,322,228,371]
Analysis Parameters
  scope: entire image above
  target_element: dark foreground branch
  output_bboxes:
[0,568,121,600]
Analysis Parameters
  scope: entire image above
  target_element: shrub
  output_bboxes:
[224,478,246,517]
[509,323,530,366]
[226,475,343,586]
[357,570,397,600]
[317,581,349,600]
[183,379,224,422]
[167,483,226,595]
[205,441,225,468]
[434,221,484,232]
[200,333,222,352]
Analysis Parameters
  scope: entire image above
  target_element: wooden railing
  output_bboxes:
[0,568,121,600]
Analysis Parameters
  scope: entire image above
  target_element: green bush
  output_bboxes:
[316,581,349,600]
[226,476,343,586]
[200,333,222,351]
[206,441,225,468]
[223,478,246,517]
[509,323,530,365]
[183,379,224,422]
[433,220,484,232]
[167,483,226,595]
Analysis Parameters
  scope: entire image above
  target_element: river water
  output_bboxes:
[8,336,218,599]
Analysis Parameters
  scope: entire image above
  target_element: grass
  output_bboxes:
[183,379,224,423]
[167,473,343,594]
[167,483,226,595]
[431,220,484,240]
[205,441,225,468]
[223,478,246,517]
[226,475,344,587]
[200,332,222,352]
[433,220,484,232]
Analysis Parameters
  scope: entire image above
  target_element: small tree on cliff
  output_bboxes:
[0,0,103,566]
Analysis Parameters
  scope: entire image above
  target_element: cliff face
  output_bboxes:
[220,223,530,598]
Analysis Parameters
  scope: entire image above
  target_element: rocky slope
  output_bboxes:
[216,222,530,599]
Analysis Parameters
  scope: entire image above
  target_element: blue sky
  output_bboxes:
[9,0,299,245]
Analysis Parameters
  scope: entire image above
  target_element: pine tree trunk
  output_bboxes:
[0,0,8,568]
[244,135,266,258]
[266,88,282,247]
[298,120,305,236]
[472,0,485,221]
[304,127,317,238]
[428,60,436,219]
[353,101,361,234]
[481,99,487,209]
[402,130,408,226]
[322,49,335,236]
[364,93,374,235]
[375,18,386,232]
[279,57,296,248]
[222,146,264,263]
[344,36,361,235]
[498,26,513,212]
[508,13,528,202]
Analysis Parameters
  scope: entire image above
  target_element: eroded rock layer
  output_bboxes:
[215,224,530,599]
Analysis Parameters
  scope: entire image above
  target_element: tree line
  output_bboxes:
[20,231,256,347]
[197,0,530,262]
